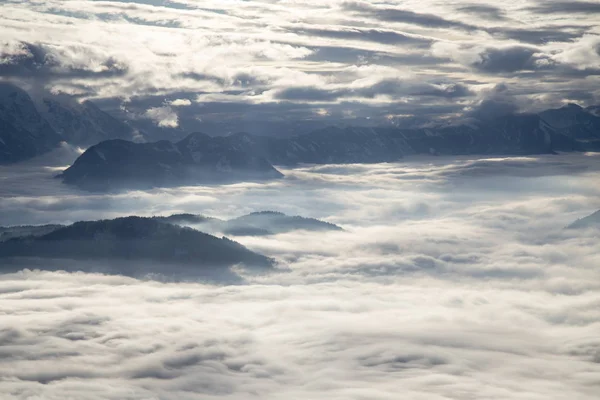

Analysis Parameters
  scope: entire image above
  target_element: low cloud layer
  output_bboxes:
[0,0,599,131]
[1,152,600,399]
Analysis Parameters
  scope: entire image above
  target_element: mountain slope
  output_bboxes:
[2,80,597,168]
[567,210,600,229]
[0,82,139,163]
[224,211,343,236]
[0,83,62,164]
[0,217,274,269]
[38,97,136,146]
[250,127,410,164]
[159,211,343,236]
[586,105,600,117]
[385,114,562,156]
[540,104,600,150]
[58,102,599,191]
[0,224,64,242]
[178,132,283,178]
[202,114,573,165]
[60,133,283,191]
[60,139,188,191]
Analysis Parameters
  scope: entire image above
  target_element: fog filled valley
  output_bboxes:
[3,0,600,397]
[1,151,599,399]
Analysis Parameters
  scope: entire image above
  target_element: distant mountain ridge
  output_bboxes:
[61,105,600,190]
[159,211,343,236]
[0,82,136,164]
[0,224,64,242]
[567,210,600,229]
[237,114,566,163]
[0,211,341,241]
[2,82,600,170]
[539,104,600,146]
[0,212,341,279]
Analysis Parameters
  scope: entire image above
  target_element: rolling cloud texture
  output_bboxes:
[1,150,600,399]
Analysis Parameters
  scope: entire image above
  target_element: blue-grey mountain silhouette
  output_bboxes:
[0,217,274,280]
[159,211,343,236]
[60,132,284,191]
[567,210,600,229]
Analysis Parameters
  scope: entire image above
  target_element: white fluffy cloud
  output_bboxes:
[170,98,192,106]
[1,268,599,400]
[144,105,179,128]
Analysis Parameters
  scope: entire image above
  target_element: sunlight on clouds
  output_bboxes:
[0,1,599,398]
[0,0,597,123]
[170,98,192,106]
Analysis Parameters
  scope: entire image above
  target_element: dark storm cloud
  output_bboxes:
[468,98,520,120]
[561,90,598,102]
[507,65,600,81]
[527,1,600,14]
[44,7,184,28]
[89,0,194,10]
[551,66,600,79]
[177,72,226,85]
[411,83,474,98]
[274,80,473,102]
[275,86,348,102]
[112,93,361,136]
[343,2,479,31]
[230,72,269,88]
[293,27,433,47]
[491,27,590,44]
[355,80,474,99]
[466,84,521,120]
[304,45,447,66]
[457,5,507,20]
[471,46,553,73]
[433,41,600,85]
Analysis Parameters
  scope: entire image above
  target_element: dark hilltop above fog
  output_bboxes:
[226,211,343,235]
[0,210,342,278]
[59,133,283,191]
[159,211,343,236]
[0,217,274,279]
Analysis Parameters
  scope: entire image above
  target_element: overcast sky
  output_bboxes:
[1,0,600,129]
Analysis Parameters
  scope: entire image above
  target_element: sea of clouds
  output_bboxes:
[1,151,600,399]
[2,0,599,133]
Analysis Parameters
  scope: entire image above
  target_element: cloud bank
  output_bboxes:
[1,153,600,399]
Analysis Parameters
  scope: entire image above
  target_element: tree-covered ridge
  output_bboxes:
[0,216,273,269]
[157,211,343,236]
